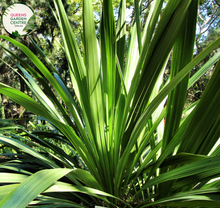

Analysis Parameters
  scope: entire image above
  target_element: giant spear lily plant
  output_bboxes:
[1,0,220,207]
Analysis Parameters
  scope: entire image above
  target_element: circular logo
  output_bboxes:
[2,3,35,37]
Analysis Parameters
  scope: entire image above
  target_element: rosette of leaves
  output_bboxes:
[1,0,220,207]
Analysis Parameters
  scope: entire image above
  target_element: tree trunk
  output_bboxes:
[17,69,26,127]
[2,95,12,120]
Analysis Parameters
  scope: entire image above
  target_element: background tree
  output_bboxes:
[187,0,220,103]
[0,0,73,124]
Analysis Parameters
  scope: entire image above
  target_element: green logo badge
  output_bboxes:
[2,3,35,37]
